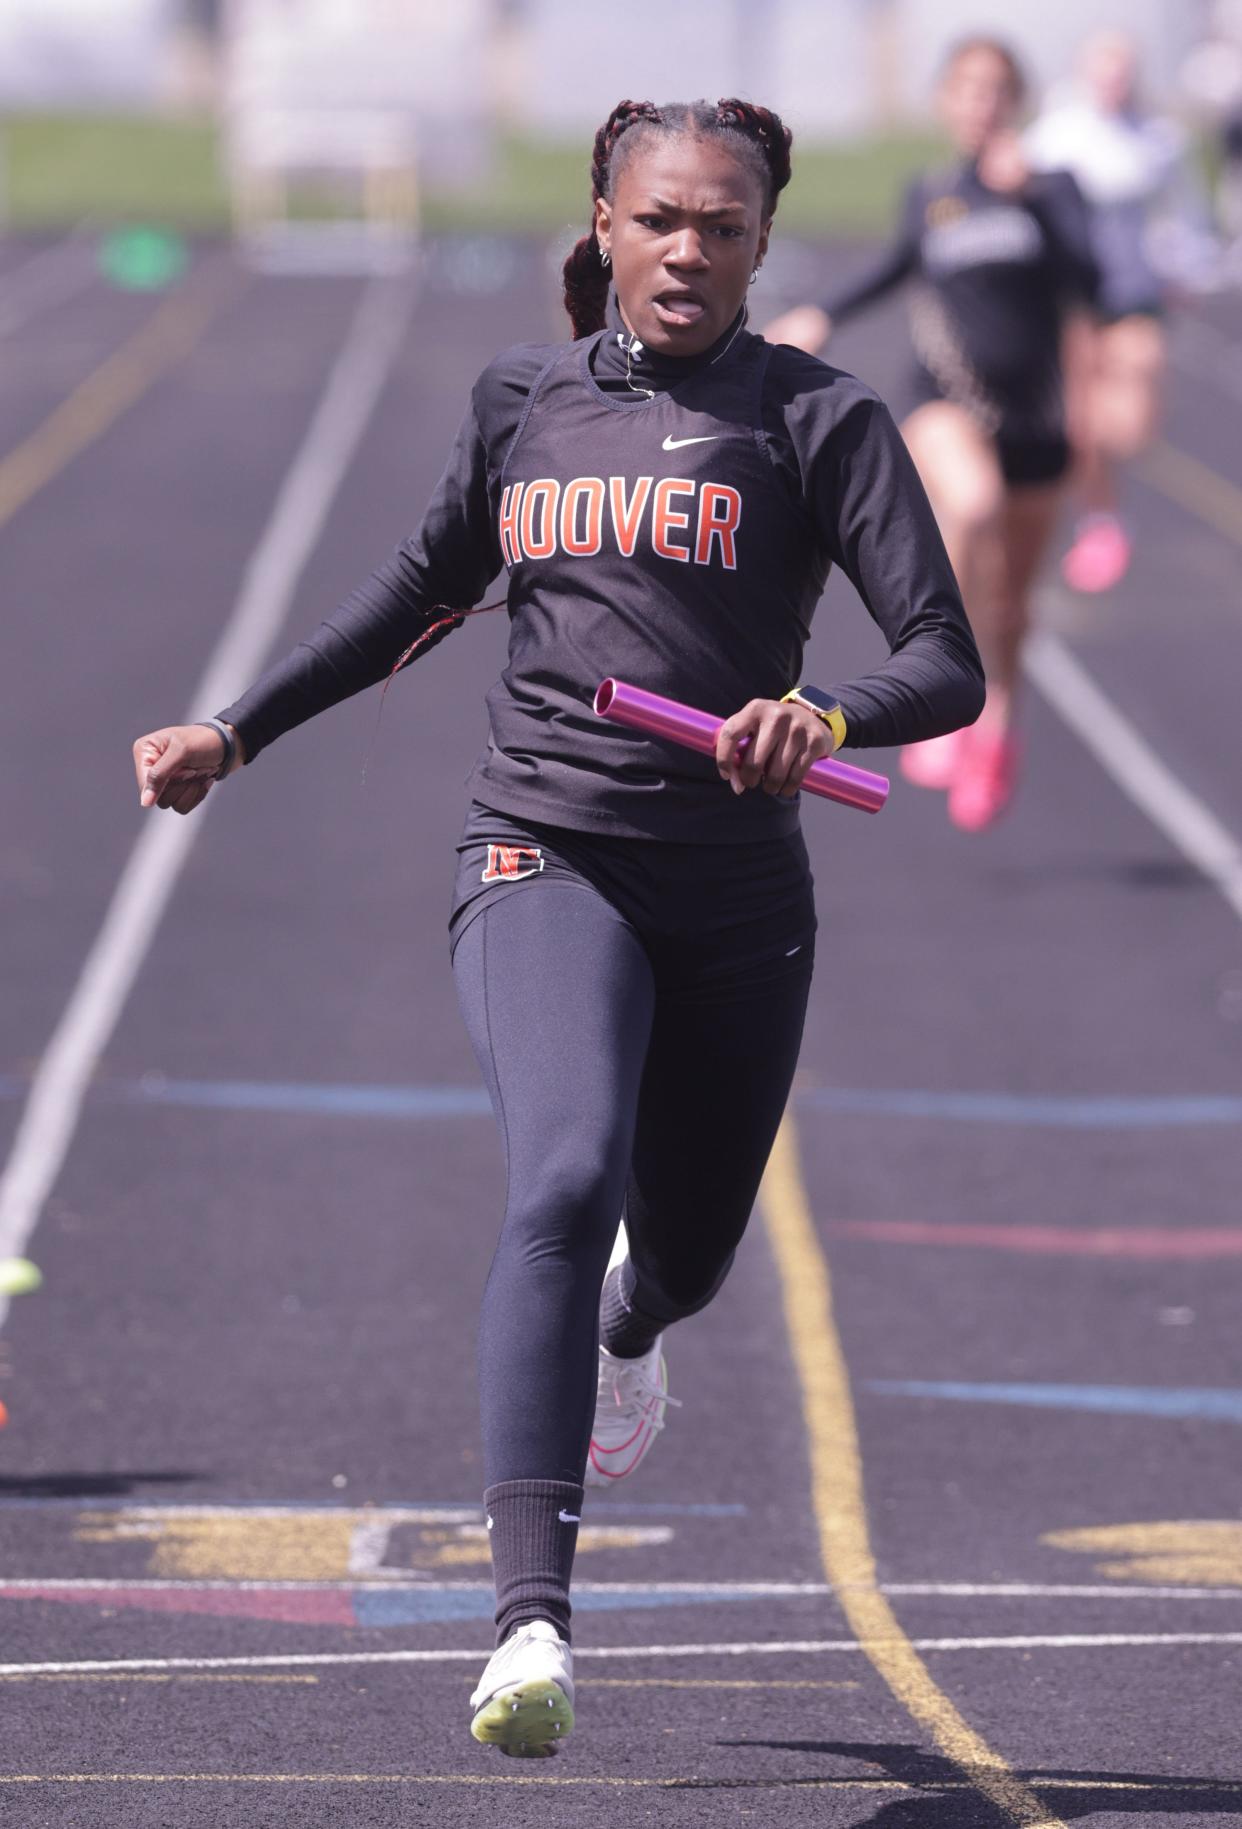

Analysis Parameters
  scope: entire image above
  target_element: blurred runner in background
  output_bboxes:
[765,37,1098,831]
[1181,0,1242,275]
[1026,30,1218,595]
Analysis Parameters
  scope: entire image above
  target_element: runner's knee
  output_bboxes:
[502,1152,626,1261]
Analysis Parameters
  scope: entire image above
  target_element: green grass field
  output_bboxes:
[1,111,945,237]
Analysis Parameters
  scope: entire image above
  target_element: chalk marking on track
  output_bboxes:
[1025,629,1242,927]
[0,260,236,531]
[0,272,418,1327]
[760,1116,1067,1829]
[6,1631,1242,1681]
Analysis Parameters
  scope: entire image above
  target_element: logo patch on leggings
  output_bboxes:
[482,843,544,884]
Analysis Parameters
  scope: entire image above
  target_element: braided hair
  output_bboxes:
[561,97,793,340]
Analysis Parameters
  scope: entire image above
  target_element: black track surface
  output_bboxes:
[1,232,1240,1827]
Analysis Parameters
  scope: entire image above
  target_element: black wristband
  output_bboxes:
[195,718,237,782]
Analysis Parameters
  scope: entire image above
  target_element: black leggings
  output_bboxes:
[450,805,815,1488]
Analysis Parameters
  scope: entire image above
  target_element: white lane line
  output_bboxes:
[5,1576,1242,1601]
[5,1631,1242,1678]
[913,1632,1242,1651]
[1025,628,1242,927]
[0,1578,831,1594]
[0,273,418,1323]
[0,229,97,337]
[885,1582,1242,1601]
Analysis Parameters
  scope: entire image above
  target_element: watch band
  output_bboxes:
[781,686,848,753]
[195,717,237,781]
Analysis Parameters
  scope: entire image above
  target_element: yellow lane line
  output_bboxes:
[0,261,237,533]
[1139,440,1242,551]
[759,1116,1068,1829]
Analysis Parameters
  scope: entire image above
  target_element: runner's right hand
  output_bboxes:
[132,722,243,814]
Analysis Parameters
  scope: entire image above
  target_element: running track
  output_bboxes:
[1,228,1241,1826]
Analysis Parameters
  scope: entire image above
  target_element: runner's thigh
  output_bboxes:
[453,879,655,1221]
[624,954,814,1311]
[901,400,1005,531]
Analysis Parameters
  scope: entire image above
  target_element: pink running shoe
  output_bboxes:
[1061,514,1132,594]
[948,727,1020,832]
[900,728,967,791]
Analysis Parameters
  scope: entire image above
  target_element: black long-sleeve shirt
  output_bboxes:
[822,162,1098,418]
[219,301,983,841]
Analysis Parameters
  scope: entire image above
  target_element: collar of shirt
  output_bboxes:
[590,293,749,394]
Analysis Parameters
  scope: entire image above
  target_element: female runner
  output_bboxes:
[1027,29,1210,593]
[132,97,983,1756]
[765,38,1098,831]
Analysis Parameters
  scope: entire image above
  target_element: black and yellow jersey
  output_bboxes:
[822,162,1099,446]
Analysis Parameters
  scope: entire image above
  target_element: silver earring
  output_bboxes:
[600,248,611,269]
[750,267,760,284]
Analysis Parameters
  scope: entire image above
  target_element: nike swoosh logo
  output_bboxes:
[661,434,718,451]
[558,1510,581,1524]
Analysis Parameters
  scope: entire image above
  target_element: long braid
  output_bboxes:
[562,99,662,339]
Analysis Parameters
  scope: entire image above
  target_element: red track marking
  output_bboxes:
[830,1220,1242,1259]
[0,1586,356,1625]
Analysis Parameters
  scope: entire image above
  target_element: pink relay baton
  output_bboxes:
[593,679,890,815]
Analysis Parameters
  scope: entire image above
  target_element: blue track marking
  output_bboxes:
[799,1088,1242,1128]
[118,1079,492,1118]
[868,1381,1242,1422]
[3,1076,1238,1128]
[353,1585,773,1627]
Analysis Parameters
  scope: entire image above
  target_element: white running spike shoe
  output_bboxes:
[585,1335,680,1487]
[469,1620,574,1757]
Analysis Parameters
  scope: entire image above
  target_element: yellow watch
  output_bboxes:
[781,685,848,753]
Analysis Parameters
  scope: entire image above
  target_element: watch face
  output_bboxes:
[796,686,841,717]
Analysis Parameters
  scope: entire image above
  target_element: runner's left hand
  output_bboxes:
[715,699,837,799]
